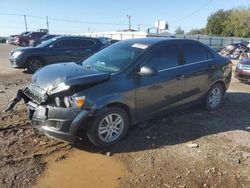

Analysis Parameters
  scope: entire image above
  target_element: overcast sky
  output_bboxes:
[0,0,249,36]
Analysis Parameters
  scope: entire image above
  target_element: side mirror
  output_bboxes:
[137,66,157,76]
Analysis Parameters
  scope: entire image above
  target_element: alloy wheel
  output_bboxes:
[28,58,43,73]
[208,87,222,108]
[98,113,124,143]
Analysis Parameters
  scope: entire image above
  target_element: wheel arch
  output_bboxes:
[106,102,131,124]
[209,80,227,94]
[73,101,133,139]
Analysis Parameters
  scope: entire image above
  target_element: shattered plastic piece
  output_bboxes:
[187,143,199,148]
[4,89,24,112]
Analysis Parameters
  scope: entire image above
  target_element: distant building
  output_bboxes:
[84,31,147,40]
[118,29,139,32]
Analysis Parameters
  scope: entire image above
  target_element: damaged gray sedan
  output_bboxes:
[5,38,232,147]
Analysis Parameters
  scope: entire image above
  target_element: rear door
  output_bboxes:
[77,39,99,61]
[135,44,185,119]
[180,43,214,103]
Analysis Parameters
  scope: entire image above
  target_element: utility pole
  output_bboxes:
[23,15,28,31]
[138,24,141,31]
[46,16,49,33]
[126,15,131,30]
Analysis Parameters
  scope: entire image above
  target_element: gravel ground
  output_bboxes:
[0,44,249,188]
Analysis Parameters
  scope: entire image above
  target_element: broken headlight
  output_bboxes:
[54,96,86,109]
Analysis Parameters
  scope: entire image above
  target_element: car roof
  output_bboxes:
[55,35,99,40]
[120,37,201,46]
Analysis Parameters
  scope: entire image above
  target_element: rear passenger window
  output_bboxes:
[143,45,180,70]
[54,39,81,48]
[182,43,212,64]
[64,40,81,48]
[80,40,95,48]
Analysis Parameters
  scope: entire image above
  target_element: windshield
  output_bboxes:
[82,42,148,73]
[36,38,57,48]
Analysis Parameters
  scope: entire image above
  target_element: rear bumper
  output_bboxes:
[28,102,91,143]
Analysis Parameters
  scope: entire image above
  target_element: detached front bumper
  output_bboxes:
[27,102,91,143]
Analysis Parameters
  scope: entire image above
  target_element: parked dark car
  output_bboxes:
[14,31,48,47]
[98,37,119,46]
[5,38,232,147]
[7,32,30,45]
[235,58,250,83]
[98,37,112,45]
[29,34,60,47]
[0,37,7,43]
[9,36,105,73]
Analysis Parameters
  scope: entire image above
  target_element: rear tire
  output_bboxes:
[205,83,224,111]
[27,57,43,73]
[86,107,129,147]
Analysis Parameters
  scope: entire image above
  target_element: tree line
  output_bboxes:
[175,7,250,38]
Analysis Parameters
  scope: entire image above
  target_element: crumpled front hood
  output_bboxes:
[32,62,110,94]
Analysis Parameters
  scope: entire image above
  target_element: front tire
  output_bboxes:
[86,107,129,147]
[27,57,43,73]
[205,83,224,111]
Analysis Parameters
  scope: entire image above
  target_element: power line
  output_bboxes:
[0,12,23,16]
[26,15,45,19]
[169,0,213,23]
[0,12,152,28]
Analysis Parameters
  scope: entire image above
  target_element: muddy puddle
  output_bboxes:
[34,149,126,188]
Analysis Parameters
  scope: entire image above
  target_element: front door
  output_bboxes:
[135,44,185,120]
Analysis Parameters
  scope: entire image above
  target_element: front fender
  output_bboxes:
[92,94,134,110]
[69,109,92,141]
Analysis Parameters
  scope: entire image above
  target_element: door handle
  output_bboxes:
[65,50,71,53]
[176,75,184,80]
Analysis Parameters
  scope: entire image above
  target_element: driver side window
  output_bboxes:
[53,40,65,48]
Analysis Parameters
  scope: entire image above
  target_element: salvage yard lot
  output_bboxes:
[0,43,250,188]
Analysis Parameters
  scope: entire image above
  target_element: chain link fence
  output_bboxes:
[86,32,250,51]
